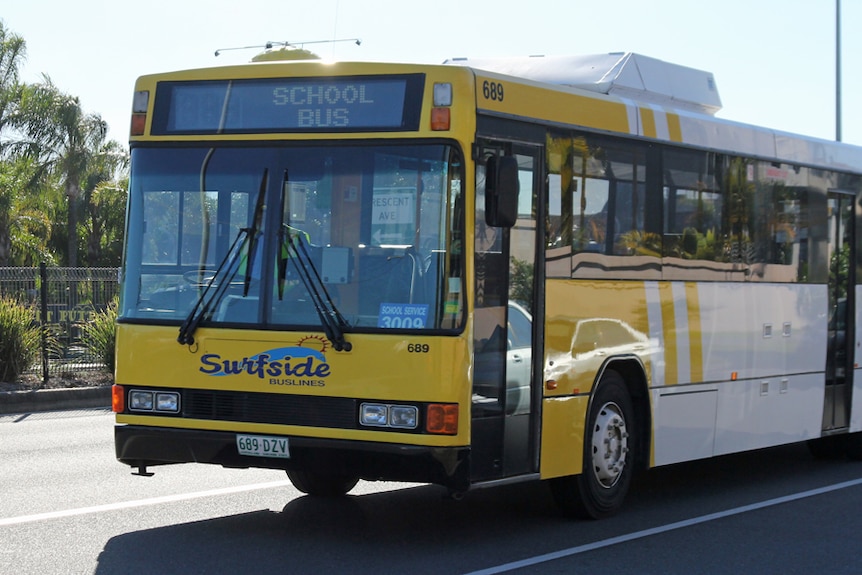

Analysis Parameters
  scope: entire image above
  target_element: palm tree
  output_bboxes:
[82,144,128,266]
[0,20,127,267]
[0,157,55,265]
[0,21,26,265]
[11,76,110,266]
[0,20,25,155]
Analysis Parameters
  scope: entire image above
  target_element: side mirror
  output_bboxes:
[485,155,519,228]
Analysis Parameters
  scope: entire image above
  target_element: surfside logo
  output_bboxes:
[199,336,331,387]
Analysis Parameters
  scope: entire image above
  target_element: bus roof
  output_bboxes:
[443,53,862,174]
[134,56,862,174]
[443,53,722,116]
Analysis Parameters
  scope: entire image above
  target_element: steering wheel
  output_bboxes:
[182,268,217,286]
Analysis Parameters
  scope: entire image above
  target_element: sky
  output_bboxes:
[2,0,860,148]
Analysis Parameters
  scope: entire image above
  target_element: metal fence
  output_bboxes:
[0,264,120,381]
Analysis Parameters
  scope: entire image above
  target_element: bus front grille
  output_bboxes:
[182,389,357,429]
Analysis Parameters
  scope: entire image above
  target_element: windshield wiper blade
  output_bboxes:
[177,227,248,345]
[284,225,352,352]
[177,169,268,346]
[243,169,269,296]
[276,171,289,301]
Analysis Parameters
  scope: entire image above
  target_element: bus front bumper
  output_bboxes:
[114,425,471,490]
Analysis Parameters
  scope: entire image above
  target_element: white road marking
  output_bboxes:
[463,477,862,575]
[0,480,292,527]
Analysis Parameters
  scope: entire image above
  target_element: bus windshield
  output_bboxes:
[120,143,465,333]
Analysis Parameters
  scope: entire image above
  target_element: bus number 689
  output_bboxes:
[482,80,504,102]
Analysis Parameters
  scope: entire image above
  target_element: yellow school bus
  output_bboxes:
[114,51,862,518]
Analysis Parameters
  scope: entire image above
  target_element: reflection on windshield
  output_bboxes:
[280,223,352,351]
[121,143,465,334]
[177,168,269,345]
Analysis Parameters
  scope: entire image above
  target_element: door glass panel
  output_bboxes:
[508,153,536,416]
[824,193,852,430]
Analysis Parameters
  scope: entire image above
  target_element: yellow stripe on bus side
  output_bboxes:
[685,282,703,383]
[475,75,632,134]
[659,282,678,385]
[667,113,683,142]
[640,107,657,139]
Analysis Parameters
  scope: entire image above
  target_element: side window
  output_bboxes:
[750,161,812,282]
[571,139,647,257]
[545,137,834,284]
[662,149,725,280]
[662,151,818,283]
[545,133,655,279]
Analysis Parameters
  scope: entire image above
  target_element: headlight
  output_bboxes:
[156,392,180,413]
[128,389,180,414]
[359,403,418,430]
[360,403,388,426]
[389,405,418,429]
[129,390,154,411]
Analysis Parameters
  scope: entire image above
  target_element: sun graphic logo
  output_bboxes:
[297,334,329,354]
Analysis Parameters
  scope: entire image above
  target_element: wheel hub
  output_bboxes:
[590,401,629,488]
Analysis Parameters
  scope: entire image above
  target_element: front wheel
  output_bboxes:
[551,370,635,519]
[286,469,359,496]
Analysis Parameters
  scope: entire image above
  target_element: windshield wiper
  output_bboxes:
[277,169,351,351]
[177,169,268,345]
[176,228,247,345]
[243,170,269,296]
[283,224,352,352]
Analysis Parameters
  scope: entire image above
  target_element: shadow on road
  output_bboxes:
[94,443,862,575]
[95,481,559,575]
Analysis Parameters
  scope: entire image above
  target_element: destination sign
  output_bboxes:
[152,75,424,134]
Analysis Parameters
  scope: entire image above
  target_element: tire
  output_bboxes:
[551,369,635,519]
[286,469,359,496]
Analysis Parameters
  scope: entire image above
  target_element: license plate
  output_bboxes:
[236,434,290,459]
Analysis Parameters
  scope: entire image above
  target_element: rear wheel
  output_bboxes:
[551,370,635,519]
[286,469,359,496]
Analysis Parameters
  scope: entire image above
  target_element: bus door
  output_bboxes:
[471,142,542,481]
[823,191,855,431]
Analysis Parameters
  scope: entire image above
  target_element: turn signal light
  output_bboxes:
[130,114,146,136]
[426,403,458,434]
[112,385,125,413]
[430,107,450,131]
[130,90,149,136]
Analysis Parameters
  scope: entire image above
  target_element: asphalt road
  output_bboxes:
[2,408,862,574]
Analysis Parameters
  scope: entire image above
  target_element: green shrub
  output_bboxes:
[81,299,118,373]
[0,296,42,382]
